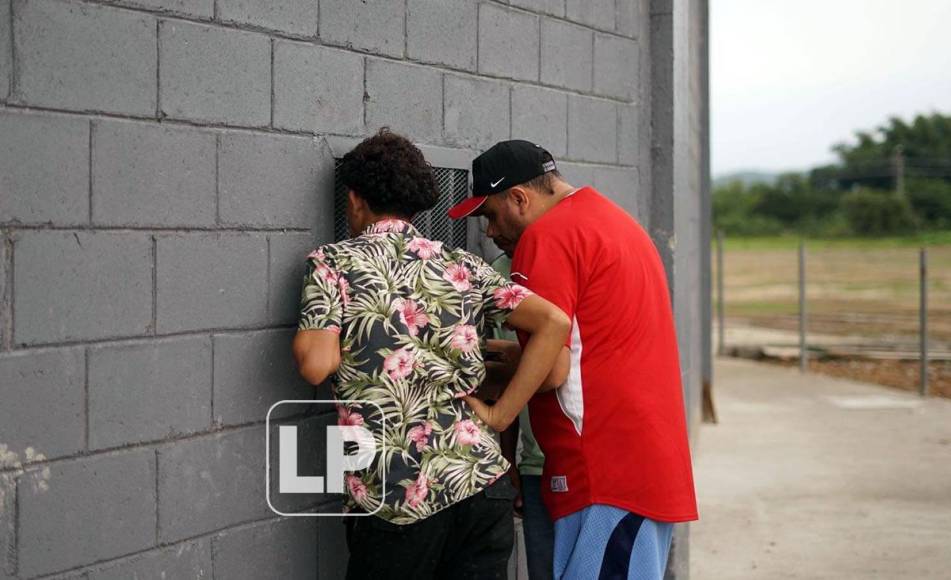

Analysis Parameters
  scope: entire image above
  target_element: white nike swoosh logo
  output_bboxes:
[490,177,505,188]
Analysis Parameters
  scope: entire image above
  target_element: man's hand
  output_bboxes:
[476,340,523,400]
[464,395,509,432]
[465,295,570,432]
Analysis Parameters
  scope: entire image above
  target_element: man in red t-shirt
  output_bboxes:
[450,140,698,579]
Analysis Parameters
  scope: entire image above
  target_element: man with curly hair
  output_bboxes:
[292,129,571,579]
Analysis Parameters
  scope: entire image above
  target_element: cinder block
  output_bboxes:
[617,0,645,38]
[157,427,270,542]
[218,132,330,228]
[0,348,84,461]
[0,112,89,225]
[273,41,364,134]
[512,85,568,159]
[117,0,212,18]
[18,450,157,577]
[478,4,539,82]
[218,0,317,36]
[444,75,510,150]
[509,0,563,16]
[0,0,10,100]
[365,60,442,143]
[87,539,212,580]
[320,0,404,58]
[213,518,317,579]
[407,0,477,71]
[213,329,314,427]
[540,18,592,92]
[13,231,152,344]
[159,20,270,126]
[89,336,212,449]
[13,0,156,115]
[594,34,638,100]
[557,161,596,187]
[565,0,615,31]
[568,95,617,163]
[92,120,216,227]
[155,233,267,333]
[269,232,323,325]
[592,166,640,217]
[618,103,639,165]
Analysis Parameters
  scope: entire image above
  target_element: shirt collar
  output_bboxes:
[362,218,421,237]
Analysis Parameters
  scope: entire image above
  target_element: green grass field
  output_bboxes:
[714,235,951,342]
[721,231,951,251]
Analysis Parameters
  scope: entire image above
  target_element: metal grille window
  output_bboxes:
[333,160,470,250]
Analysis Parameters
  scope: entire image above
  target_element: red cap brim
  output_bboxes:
[447,196,488,220]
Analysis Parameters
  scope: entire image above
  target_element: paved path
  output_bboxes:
[690,358,951,579]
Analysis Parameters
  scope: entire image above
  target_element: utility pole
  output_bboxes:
[716,230,725,356]
[893,145,905,196]
[799,240,808,373]
[920,248,929,397]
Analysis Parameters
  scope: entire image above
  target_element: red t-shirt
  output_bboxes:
[512,186,698,523]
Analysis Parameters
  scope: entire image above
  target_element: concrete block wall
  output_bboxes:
[0,0,705,578]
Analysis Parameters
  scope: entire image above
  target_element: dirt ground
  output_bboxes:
[717,240,951,397]
[716,242,951,342]
[770,358,951,398]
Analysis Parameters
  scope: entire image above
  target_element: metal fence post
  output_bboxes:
[799,240,807,373]
[920,248,929,396]
[716,230,725,356]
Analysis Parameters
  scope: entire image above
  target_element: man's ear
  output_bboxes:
[508,186,531,214]
[347,190,361,211]
[347,190,368,218]
[346,190,367,235]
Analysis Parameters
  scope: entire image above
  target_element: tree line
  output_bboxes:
[714,113,951,236]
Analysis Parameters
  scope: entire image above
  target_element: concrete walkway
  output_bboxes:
[690,358,951,579]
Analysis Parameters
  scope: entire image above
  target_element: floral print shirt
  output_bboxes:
[298,219,531,524]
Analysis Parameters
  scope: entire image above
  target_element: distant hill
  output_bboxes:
[713,171,780,188]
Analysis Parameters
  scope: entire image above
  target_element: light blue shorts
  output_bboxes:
[553,504,674,580]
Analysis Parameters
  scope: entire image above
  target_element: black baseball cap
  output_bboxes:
[447,140,557,219]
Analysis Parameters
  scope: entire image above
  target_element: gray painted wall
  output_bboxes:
[0,0,707,577]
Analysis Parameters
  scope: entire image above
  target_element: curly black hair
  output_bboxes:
[339,128,439,218]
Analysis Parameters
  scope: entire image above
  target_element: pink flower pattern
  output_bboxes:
[454,420,482,447]
[383,347,416,381]
[337,405,364,426]
[406,422,433,452]
[316,263,336,282]
[404,473,430,508]
[394,298,430,337]
[493,284,532,310]
[368,219,411,234]
[347,475,369,503]
[451,325,479,353]
[442,263,472,291]
[337,276,351,308]
[407,237,444,259]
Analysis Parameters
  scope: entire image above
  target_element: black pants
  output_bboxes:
[345,476,516,580]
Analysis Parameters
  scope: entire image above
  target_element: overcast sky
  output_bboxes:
[711,0,951,176]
